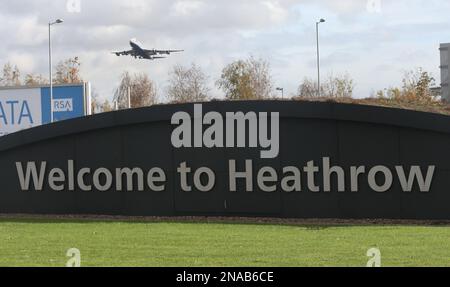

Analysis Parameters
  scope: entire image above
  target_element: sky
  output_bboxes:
[0,0,449,102]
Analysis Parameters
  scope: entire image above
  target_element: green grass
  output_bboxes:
[0,218,449,267]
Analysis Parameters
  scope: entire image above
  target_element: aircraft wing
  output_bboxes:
[145,49,184,55]
[112,50,134,56]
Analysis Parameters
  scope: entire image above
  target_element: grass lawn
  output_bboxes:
[0,218,449,267]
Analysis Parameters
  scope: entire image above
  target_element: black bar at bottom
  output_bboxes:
[0,267,448,286]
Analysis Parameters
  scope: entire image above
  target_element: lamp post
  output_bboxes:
[49,18,64,123]
[276,87,284,99]
[316,18,325,97]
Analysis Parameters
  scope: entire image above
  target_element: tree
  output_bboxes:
[114,71,132,109]
[324,73,354,98]
[0,63,21,86]
[131,73,158,107]
[401,68,436,101]
[296,73,355,98]
[216,56,273,100]
[91,88,114,114]
[90,88,102,114]
[113,71,157,109]
[1,57,83,87]
[373,87,401,99]
[24,73,48,86]
[375,68,437,103]
[100,100,113,113]
[54,57,83,84]
[167,64,209,103]
[297,77,317,98]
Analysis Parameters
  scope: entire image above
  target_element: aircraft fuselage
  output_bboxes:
[129,40,150,59]
[113,39,180,60]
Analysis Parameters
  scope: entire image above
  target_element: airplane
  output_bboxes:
[113,38,183,60]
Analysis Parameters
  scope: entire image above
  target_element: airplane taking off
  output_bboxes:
[113,38,183,60]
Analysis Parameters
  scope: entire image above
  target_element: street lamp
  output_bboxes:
[316,18,325,97]
[49,18,64,123]
[276,87,284,99]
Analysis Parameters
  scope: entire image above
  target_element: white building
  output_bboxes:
[440,43,450,101]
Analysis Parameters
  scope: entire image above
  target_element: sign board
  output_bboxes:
[0,101,449,220]
[0,83,91,136]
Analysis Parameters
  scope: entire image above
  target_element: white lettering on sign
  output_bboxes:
[15,159,435,193]
[53,99,73,112]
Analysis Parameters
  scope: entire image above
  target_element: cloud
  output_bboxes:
[8,52,36,73]
[171,0,205,17]
[0,0,448,101]
[320,0,366,16]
